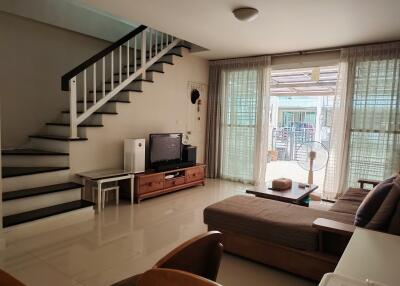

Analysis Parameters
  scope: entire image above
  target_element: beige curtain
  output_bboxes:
[205,65,223,178]
[324,42,400,199]
[205,56,271,184]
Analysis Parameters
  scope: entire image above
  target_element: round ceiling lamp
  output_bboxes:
[233,7,259,22]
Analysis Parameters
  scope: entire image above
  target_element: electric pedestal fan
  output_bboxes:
[296,141,329,185]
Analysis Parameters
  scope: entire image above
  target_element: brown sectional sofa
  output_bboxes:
[203,184,374,281]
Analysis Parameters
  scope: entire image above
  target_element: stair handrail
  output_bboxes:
[61,25,181,138]
[61,25,147,91]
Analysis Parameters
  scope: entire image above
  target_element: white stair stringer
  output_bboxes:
[42,125,88,138]
[2,169,71,192]
[2,155,69,167]
[3,206,94,242]
[58,113,104,125]
[3,188,81,216]
[26,137,70,153]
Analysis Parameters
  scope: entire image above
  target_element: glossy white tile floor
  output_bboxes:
[0,179,316,286]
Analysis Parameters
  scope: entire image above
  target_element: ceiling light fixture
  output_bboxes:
[233,7,259,22]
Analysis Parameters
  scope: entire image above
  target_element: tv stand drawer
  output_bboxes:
[138,174,164,194]
[165,176,186,188]
[186,167,205,183]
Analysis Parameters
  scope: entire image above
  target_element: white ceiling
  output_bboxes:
[79,0,400,59]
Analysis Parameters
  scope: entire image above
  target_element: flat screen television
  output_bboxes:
[149,133,183,168]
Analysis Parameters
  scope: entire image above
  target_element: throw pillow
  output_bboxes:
[366,176,400,230]
[354,177,395,227]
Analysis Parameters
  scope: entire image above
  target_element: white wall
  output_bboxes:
[69,49,209,173]
[0,12,110,148]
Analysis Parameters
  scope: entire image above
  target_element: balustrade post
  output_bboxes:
[141,31,147,77]
[69,76,78,139]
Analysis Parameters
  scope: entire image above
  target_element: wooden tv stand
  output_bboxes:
[134,164,206,203]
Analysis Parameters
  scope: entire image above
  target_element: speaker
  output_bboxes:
[124,138,145,173]
[182,145,197,164]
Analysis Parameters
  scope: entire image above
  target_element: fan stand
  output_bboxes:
[308,151,316,185]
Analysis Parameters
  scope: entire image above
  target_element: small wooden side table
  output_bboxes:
[77,169,134,213]
[246,181,318,207]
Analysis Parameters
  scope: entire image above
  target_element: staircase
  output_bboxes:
[2,25,189,236]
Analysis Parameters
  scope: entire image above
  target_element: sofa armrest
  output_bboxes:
[358,178,380,189]
[313,218,355,237]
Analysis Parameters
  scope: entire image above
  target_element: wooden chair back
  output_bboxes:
[137,269,222,286]
[153,231,223,281]
[0,269,26,286]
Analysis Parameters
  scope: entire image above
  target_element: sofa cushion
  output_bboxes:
[329,188,368,215]
[367,175,400,231]
[388,199,400,235]
[203,195,355,251]
[354,177,395,227]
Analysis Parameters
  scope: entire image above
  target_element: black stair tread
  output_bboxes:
[147,42,190,51]
[166,51,183,57]
[148,69,164,73]
[87,89,142,94]
[132,78,154,83]
[2,166,70,178]
[62,111,118,115]
[126,60,173,67]
[3,182,83,201]
[114,70,163,76]
[134,44,188,59]
[29,134,88,141]
[77,99,130,103]
[46,122,104,127]
[2,149,68,156]
[176,43,191,50]
[105,79,154,84]
[3,200,94,228]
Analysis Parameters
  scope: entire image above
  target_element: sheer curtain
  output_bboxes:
[205,56,271,184]
[324,42,400,199]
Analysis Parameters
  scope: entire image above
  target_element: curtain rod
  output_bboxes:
[209,39,400,62]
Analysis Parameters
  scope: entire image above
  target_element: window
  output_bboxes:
[347,59,400,186]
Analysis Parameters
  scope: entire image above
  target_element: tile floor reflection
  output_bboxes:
[0,179,316,286]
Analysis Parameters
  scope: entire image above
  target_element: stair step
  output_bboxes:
[29,135,88,141]
[148,69,164,74]
[166,51,183,57]
[61,111,118,115]
[2,166,70,178]
[105,78,154,84]
[3,200,94,228]
[127,60,173,67]
[175,43,191,50]
[3,182,83,201]
[115,69,164,76]
[77,99,130,103]
[46,123,104,127]
[2,149,68,156]
[87,89,142,94]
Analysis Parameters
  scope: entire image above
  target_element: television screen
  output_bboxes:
[150,133,182,166]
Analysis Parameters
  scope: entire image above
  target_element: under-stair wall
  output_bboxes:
[0,11,110,148]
